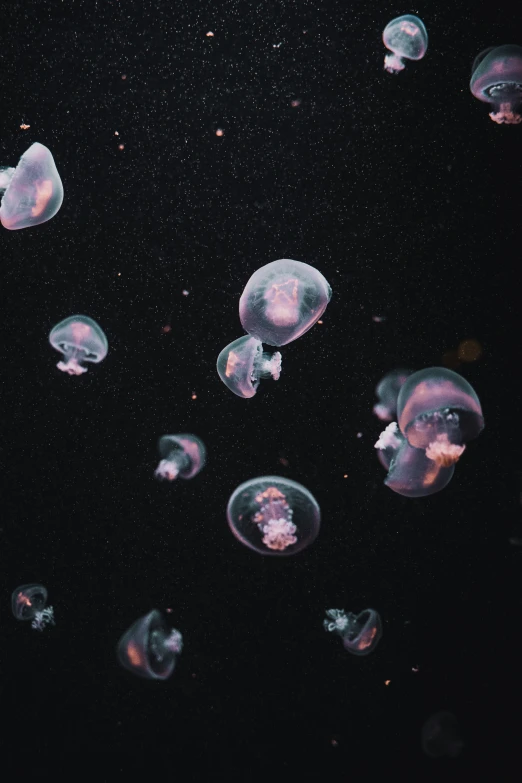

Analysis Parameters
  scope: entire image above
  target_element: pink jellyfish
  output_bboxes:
[382,15,428,74]
[470,45,522,124]
[324,608,382,656]
[155,434,206,481]
[216,335,281,399]
[117,610,183,680]
[49,315,108,375]
[0,143,63,230]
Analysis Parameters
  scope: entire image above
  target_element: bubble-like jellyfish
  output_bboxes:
[239,259,331,347]
[382,15,428,74]
[324,608,382,656]
[49,315,108,376]
[373,368,413,421]
[470,45,522,125]
[227,476,320,555]
[155,434,206,481]
[397,367,484,467]
[0,143,63,230]
[11,583,55,632]
[422,712,463,758]
[117,609,183,680]
[217,335,281,399]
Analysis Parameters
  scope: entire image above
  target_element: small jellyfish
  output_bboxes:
[11,583,55,632]
[117,609,183,680]
[422,711,463,758]
[470,45,522,124]
[227,476,320,555]
[324,608,382,656]
[217,335,281,399]
[49,315,108,375]
[382,15,428,74]
[396,367,484,467]
[155,433,206,481]
[239,259,331,347]
[0,142,63,230]
[373,368,413,421]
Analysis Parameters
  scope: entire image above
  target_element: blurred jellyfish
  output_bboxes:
[382,15,428,74]
[422,712,463,758]
[373,368,413,421]
[155,434,206,480]
[117,609,183,680]
[49,315,108,375]
[239,259,331,347]
[397,367,484,467]
[217,335,281,399]
[227,476,320,555]
[470,45,522,124]
[0,143,63,230]
[324,608,382,656]
[11,583,55,632]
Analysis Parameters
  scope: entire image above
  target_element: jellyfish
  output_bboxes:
[49,315,108,375]
[117,609,183,680]
[217,335,281,399]
[396,367,484,467]
[11,583,55,632]
[324,608,382,656]
[422,712,463,758]
[382,15,428,74]
[155,434,206,481]
[239,259,331,347]
[373,368,413,421]
[227,476,320,555]
[0,143,63,230]
[470,45,522,124]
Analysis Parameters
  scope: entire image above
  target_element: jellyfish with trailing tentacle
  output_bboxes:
[11,583,55,632]
[324,608,382,656]
[373,368,413,421]
[49,315,108,375]
[470,45,522,124]
[382,15,428,74]
[217,335,281,399]
[117,609,183,680]
[0,143,63,229]
[155,434,206,481]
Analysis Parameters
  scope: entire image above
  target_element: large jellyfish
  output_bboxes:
[11,583,55,632]
[155,434,206,481]
[324,608,382,656]
[217,335,281,399]
[49,315,108,375]
[227,476,320,555]
[239,259,331,347]
[373,368,413,421]
[117,609,183,680]
[470,45,522,124]
[0,143,63,230]
[382,15,428,74]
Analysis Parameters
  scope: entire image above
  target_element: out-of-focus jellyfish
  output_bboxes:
[0,143,63,230]
[470,45,522,124]
[422,712,463,758]
[11,583,55,632]
[227,476,320,555]
[117,609,183,680]
[239,259,331,347]
[217,335,281,399]
[155,433,206,481]
[397,367,484,467]
[324,608,382,656]
[49,315,108,376]
[373,368,413,421]
[382,15,428,74]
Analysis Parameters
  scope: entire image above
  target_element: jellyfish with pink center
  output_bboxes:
[0,143,63,230]
[155,434,206,481]
[11,583,55,632]
[470,44,522,125]
[117,610,183,680]
[324,608,382,656]
[49,315,108,375]
[382,15,428,74]
[217,335,281,398]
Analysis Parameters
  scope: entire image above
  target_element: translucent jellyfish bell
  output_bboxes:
[217,335,281,399]
[227,476,320,555]
[373,368,413,421]
[382,15,428,74]
[470,44,522,125]
[49,315,108,375]
[0,143,63,230]
[324,608,382,656]
[239,258,332,347]
[11,583,55,632]
[155,434,206,481]
[117,609,183,681]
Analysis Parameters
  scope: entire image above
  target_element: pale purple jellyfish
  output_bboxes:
[470,44,522,125]
[49,315,108,375]
[11,583,55,632]
[324,608,382,656]
[117,609,183,680]
[0,143,63,230]
[239,259,331,347]
[216,335,281,399]
[373,368,413,421]
[155,434,206,481]
[382,15,428,74]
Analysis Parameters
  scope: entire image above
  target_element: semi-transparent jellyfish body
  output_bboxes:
[227,476,320,555]
[239,259,332,347]
[0,143,63,230]
[217,335,281,398]
[11,583,55,632]
[397,367,484,467]
[422,712,463,758]
[155,434,206,481]
[117,609,183,680]
[49,315,108,375]
[324,608,382,656]
[375,422,454,497]
[373,368,412,421]
[382,15,428,74]
[470,45,522,124]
